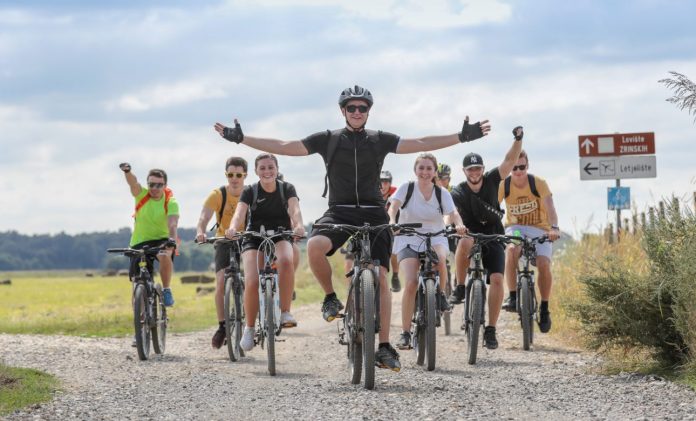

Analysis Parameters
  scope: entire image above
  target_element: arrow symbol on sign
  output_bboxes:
[584,162,598,175]
[581,138,594,154]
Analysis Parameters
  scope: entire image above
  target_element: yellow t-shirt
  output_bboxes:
[204,187,243,236]
[498,175,552,230]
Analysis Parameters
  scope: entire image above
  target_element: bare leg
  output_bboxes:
[242,250,259,328]
[378,266,392,343]
[215,269,225,322]
[307,235,334,294]
[275,241,294,312]
[536,256,553,301]
[454,237,473,287]
[157,251,173,288]
[399,259,419,332]
[488,273,504,327]
[504,245,521,293]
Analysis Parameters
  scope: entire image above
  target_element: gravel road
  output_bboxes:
[2,297,695,420]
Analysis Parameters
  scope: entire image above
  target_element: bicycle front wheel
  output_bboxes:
[133,284,151,361]
[425,278,437,371]
[360,270,376,390]
[346,291,363,385]
[151,284,167,355]
[467,279,484,365]
[265,281,276,376]
[443,273,452,336]
[519,278,533,351]
[224,276,243,362]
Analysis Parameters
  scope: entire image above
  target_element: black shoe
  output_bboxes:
[375,344,401,372]
[396,332,412,350]
[390,273,401,293]
[539,311,552,333]
[483,326,498,350]
[212,327,226,349]
[438,291,451,312]
[449,284,466,305]
[502,295,517,312]
[321,295,344,322]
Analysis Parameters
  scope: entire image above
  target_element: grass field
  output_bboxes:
[0,363,59,416]
[0,254,346,337]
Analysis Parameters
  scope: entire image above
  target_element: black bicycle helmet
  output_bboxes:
[338,85,374,108]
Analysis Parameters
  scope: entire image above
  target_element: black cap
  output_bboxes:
[462,153,484,168]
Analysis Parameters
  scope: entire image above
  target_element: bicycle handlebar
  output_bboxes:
[106,244,169,257]
[313,222,422,233]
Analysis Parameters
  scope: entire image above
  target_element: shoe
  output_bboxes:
[292,290,296,301]
[483,326,498,349]
[396,331,412,350]
[240,326,255,352]
[212,327,226,349]
[390,273,401,292]
[539,311,552,333]
[438,291,452,312]
[502,295,517,312]
[449,284,466,305]
[375,344,401,372]
[280,311,297,328]
[321,295,344,322]
[131,335,137,347]
[162,288,175,307]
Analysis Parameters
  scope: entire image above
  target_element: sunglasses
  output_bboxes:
[148,182,165,189]
[345,104,369,113]
[226,172,246,179]
[512,164,527,171]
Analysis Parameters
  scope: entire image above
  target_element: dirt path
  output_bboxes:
[2,296,695,420]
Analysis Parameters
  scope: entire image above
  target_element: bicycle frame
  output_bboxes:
[256,228,282,340]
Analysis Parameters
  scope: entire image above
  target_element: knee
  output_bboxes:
[489,274,504,288]
[307,237,330,257]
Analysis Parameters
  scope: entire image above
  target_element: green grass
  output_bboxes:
[0,256,346,337]
[0,363,59,416]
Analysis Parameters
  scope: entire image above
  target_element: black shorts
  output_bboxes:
[241,236,294,254]
[214,242,241,273]
[310,206,393,271]
[480,241,505,283]
[128,238,174,279]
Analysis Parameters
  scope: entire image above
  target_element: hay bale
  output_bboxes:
[0,279,11,285]
[117,269,129,277]
[181,274,215,284]
[196,286,216,295]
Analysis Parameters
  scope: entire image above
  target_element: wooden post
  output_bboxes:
[649,207,656,226]
[658,201,666,220]
[632,214,639,234]
[607,223,614,244]
[640,212,646,230]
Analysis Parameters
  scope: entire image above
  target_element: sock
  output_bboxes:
[509,291,517,299]
[379,342,390,349]
[325,292,337,300]
[540,300,549,313]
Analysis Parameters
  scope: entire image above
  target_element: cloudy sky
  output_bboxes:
[1,0,695,237]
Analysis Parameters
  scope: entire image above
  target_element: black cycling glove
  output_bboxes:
[513,126,524,141]
[458,120,484,143]
[119,163,131,173]
[222,122,244,144]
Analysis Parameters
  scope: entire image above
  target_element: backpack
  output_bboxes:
[322,129,384,198]
[396,181,443,222]
[209,186,227,232]
[133,187,173,218]
[503,174,540,199]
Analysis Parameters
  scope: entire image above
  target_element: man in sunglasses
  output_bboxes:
[448,126,524,350]
[214,84,490,372]
[498,150,560,334]
[195,157,248,349]
[119,163,179,307]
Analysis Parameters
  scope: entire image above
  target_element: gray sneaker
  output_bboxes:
[375,344,401,372]
[390,273,401,293]
[396,331,412,350]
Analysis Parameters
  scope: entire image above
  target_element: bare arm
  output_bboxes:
[396,117,491,154]
[119,163,142,197]
[195,207,215,242]
[388,199,402,224]
[214,119,309,156]
[446,210,468,235]
[167,215,179,240]
[287,197,305,236]
[544,195,560,241]
[497,127,524,178]
[227,202,249,237]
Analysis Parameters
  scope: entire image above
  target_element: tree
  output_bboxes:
[659,71,696,122]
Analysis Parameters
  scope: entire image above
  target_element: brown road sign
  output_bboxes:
[578,132,655,157]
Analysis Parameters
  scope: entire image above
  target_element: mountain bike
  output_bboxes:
[460,233,508,364]
[236,227,297,376]
[504,234,549,351]
[107,241,174,361]
[197,237,245,362]
[313,222,420,390]
[443,258,453,336]
[396,226,456,371]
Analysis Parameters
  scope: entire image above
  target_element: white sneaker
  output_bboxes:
[240,326,255,352]
[280,311,297,328]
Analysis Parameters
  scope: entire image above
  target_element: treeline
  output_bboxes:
[0,228,213,271]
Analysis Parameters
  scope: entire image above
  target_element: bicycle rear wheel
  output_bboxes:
[264,281,276,376]
[152,284,167,355]
[425,278,437,371]
[346,291,363,385]
[360,270,376,390]
[224,276,243,361]
[467,279,483,365]
[520,279,533,351]
[443,273,452,336]
[133,284,150,361]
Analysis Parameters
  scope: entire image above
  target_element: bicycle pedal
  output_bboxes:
[335,313,346,319]
[275,338,286,342]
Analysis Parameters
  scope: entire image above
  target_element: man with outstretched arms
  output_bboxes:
[448,127,524,350]
[214,85,490,372]
[498,150,560,333]
[195,156,248,349]
[119,163,178,307]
